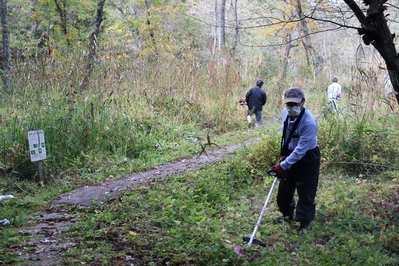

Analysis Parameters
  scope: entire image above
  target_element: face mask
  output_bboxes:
[286,106,301,116]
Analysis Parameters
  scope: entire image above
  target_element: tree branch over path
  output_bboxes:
[343,0,399,104]
[303,15,360,30]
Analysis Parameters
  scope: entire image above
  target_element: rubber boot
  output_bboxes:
[246,115,252,124]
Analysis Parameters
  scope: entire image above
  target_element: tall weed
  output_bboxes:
[0,48,264,183]
[244,130,281,178]
[318,91,399,176]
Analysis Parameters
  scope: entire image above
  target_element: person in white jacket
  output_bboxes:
[327,77,342,111]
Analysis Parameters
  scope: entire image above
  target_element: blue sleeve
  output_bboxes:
[280,119,318,170]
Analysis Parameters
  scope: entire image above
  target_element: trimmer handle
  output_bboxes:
[267,169,276,176]
[267,168,285,180]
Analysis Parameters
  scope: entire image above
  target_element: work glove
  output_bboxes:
[272,164,284,175]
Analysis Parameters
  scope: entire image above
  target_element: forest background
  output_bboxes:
[1,0,398,176]
[1,0,399,265]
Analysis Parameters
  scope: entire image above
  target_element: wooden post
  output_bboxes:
[36,161,43,183]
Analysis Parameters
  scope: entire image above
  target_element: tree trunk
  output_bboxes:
[144,0,157,58]
[280,33,295,83]
[0,0,11,90]
[79,0,106,92]
[53,0,68,37]
[295,0,323,74]
[212,0,218,55]
[220,0,226,49]
[344,0,399,104]
[279,8,297,83]
[231,0,238,55]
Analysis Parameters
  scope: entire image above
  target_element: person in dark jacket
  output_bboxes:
[245,79,267,127]
[272,87,320,233]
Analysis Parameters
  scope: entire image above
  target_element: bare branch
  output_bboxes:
[303,15,361,31]
[239,27,344,48]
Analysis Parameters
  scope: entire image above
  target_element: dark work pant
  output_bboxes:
[247,108,263,124]
[277,147,320,222]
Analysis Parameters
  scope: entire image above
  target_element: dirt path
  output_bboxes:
[16,137,259,265]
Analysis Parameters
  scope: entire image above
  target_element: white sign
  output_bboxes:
[28,130,47,162]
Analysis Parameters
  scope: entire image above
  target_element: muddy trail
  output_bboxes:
[13,137,260,266]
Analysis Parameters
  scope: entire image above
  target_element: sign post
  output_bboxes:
[28,130,47,182]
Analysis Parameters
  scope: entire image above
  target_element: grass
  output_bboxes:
[50,159,399,265]
[1,125,398,265]
[1,47,399,264]
[2,89,399,265]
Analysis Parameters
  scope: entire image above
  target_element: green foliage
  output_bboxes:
[8,0,97,55]
[318,102,399,176]
[0,96,154,174]
[1,98,399,265]
[2,1,399,264]
[62,165,253,264]
[38,160,399,265]
[0,77,232,182]
[245,130,281,177]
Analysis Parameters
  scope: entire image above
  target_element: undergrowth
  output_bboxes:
[1,54,399,265]
[56,159,399,265]
[1,113,399,264]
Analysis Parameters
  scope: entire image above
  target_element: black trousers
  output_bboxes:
[277,147,320,222]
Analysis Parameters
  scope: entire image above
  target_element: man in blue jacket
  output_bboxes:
[272,87,320,232]
[246,79,267,127]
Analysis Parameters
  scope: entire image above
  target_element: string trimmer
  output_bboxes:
[236,169,278,254]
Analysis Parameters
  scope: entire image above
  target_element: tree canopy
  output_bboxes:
[1,0,399,101]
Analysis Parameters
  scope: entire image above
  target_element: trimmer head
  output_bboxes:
[234,245,261,258]
[242,236,266,247]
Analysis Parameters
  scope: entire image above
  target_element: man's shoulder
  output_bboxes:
[303,109,317,123]
[333,83,341,88]
[250,87,264,92]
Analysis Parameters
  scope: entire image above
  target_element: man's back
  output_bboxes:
[246,86,267,110]
[327,82,341,99]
